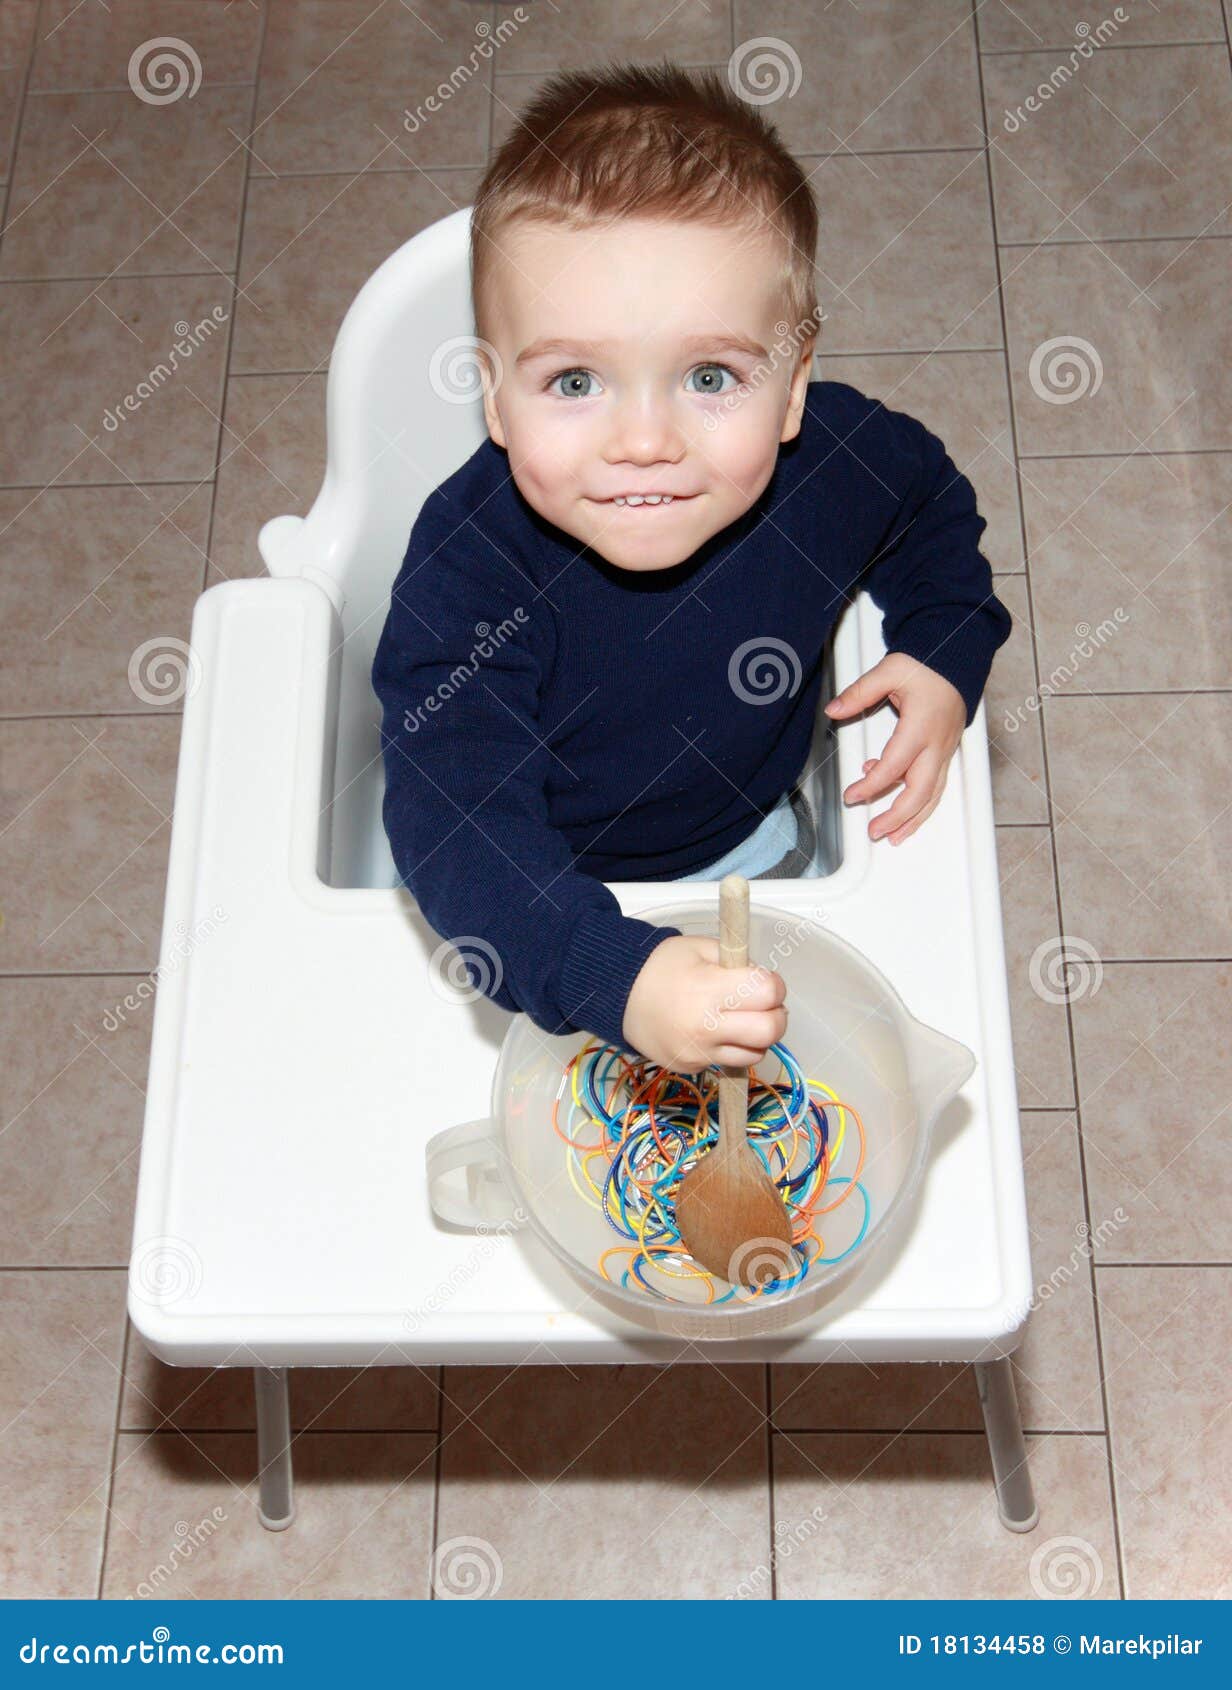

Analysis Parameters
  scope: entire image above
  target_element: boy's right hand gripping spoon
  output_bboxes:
[674,874,797,1290]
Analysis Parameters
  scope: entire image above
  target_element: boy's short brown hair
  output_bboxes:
[470,60,820,350]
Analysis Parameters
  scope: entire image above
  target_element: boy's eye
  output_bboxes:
[550,368,602,398]
[686,362,739,395]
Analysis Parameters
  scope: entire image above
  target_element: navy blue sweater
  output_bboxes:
[371,380,1011,1051]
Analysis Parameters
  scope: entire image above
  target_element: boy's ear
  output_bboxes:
[480,353,507,447]
[780,338,817,443]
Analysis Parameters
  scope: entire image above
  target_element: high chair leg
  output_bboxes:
[975,1357,1039,1533]
[253,1366,295,1530]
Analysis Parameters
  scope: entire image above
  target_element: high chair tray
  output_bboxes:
[128,575,1033,1368]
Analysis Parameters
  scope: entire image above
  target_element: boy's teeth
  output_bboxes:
[613,494,672,506]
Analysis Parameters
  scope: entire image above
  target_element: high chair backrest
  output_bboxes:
[259,205,488,888]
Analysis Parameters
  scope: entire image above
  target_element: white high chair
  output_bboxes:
[128,206,1038,1535]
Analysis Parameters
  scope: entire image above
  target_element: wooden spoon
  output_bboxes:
[674,873,797,1290]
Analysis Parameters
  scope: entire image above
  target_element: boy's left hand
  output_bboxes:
[824,652,966,846]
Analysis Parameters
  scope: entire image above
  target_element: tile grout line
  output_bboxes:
[0,712,184,722]
[428,1365,446,1600]
[59,1418,1149,1437]
[25,81,262,98]
[973,0,1108,1575]
[998,231,1232,248]
[1016,446,1232,458]
[100,1423,444,1437]
[770,1423,1108,1437]
[979,37,1230,55]
[2,270,243,284]
[15,7,356,1595]
[970,0,1130,1596]
[197,1,273,597]
[0,0,38,268]
[994,689,1232,698]
[96,1308,132,1598]
[764,1361,777,1599]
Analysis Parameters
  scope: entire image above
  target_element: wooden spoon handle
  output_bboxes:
[717,875,750,1160]
[719,872,749,969]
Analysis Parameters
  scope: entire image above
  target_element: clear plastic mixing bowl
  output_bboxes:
[426,900,975,1339]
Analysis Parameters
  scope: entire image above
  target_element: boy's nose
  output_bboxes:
[603,397,684,465]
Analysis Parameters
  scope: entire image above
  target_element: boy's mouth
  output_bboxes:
[591,492,698,509]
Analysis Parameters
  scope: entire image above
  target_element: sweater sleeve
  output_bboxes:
[857,399,1012,726]
[370,501,679,1051]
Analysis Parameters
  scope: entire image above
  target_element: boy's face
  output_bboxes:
[478,215,815,575]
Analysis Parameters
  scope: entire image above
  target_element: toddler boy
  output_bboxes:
[371,63,1011,1074]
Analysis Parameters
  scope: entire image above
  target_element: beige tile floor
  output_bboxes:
[1,0,1229,1602]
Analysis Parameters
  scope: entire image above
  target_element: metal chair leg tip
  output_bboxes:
[998,1504,1040,1535]
[257,1504,295,1532]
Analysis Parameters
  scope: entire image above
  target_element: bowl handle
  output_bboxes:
[425,1117,525,1230]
